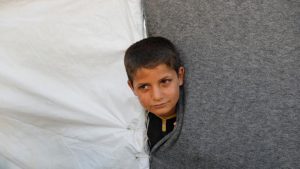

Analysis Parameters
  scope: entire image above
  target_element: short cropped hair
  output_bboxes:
[124,36,182,82]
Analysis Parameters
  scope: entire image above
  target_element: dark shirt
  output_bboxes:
[147,112,176,150]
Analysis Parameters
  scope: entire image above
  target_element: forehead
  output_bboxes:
[132,64,176,83]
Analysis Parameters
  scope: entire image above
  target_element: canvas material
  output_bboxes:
[0,0,148,168]
[144,0,300,168]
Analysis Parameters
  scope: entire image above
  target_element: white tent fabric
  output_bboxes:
[0,0,148,169]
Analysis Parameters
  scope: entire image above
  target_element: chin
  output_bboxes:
[151,109,173,117]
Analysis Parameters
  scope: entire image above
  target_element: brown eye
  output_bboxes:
[138,84,149,90]
[161,79,172,84]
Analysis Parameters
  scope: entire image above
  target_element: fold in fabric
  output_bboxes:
[0,0,148,168]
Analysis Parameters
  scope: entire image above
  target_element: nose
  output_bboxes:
[152,86,163,101]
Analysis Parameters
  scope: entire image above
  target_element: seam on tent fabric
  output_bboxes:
[141,0,148,37]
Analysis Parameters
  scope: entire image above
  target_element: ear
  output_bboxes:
[127,80,137,95]
[177,66,185,86]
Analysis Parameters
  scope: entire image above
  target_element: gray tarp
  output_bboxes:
[144,0,299,168]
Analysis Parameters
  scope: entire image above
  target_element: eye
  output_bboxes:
[161,79,172,85]
[138,84,149,90]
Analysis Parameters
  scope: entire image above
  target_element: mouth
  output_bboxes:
[152,102,167,109]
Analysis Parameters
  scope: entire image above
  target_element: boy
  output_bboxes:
[124,37,184,150]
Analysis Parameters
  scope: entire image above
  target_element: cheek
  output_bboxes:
[166,84,180,102]
[136,93,150,108]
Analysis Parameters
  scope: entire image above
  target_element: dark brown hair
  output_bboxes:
[124,36,182,83]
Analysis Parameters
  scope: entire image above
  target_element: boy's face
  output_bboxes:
[128,64,184,118]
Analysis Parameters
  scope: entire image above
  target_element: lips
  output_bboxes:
[152,103,167,109]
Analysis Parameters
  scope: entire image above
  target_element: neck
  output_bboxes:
[157,113,176,120]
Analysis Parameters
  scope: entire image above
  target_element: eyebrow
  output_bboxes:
[136,75,172,86]
[136,82,149,87]
[160,75,172,80]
